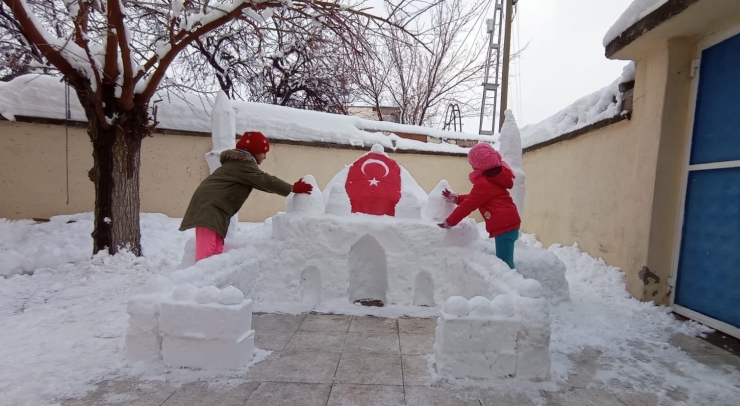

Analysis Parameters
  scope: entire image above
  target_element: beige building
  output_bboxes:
[522,0,740,337]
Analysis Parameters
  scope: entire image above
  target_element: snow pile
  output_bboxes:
[285,175,324,214]
[520,63,636,149]
[603,0,669,46]
[0,75,492,154]
[434,293,551,380]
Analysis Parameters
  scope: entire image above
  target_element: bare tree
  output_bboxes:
[2,0,422,255]
[350,0,490,126]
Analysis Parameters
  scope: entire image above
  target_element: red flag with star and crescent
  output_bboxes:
[346,152,402,216]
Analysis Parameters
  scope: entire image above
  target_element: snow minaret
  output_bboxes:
[209,91,238,236]
[498,110,525,217]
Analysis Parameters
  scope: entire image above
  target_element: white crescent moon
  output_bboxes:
[361,159,390,178]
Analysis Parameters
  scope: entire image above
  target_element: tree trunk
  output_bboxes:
[87,104,147,256]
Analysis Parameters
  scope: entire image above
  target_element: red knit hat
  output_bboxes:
[236,131,270,155]
[468,142,502,170]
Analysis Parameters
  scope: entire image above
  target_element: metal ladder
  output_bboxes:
[478,0,505,135]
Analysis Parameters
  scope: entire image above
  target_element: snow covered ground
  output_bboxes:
[1,213,738,406]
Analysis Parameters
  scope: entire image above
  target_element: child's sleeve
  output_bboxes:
[445,184,489,227]
[237,164,293,196]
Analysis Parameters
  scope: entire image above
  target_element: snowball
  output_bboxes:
[468,296,494,317]
[444,296,470,317]
[217,285,245,305]
[171,283,198,301]
[196,286,221,304]
[490,294,516,317]
[518,279,543,298]
[370,144,385,154]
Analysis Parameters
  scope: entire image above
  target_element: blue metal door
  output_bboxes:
[675,32,740,330]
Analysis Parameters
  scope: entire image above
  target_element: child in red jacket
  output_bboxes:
[438,143,521,269]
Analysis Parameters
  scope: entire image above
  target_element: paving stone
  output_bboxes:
[60,379,176,406]
[335,352,403,385]
[300,314,353,332]
[401,355,434,386]
[254,330,293,351]
[245,350,341,383]
[244,382,331,406]
[285,331,346,353]
[398,317,437,334]
[327,384,405,406]
[670,333,729,356]
[400,333,435,355]
[405,386,480,406]
[253,314,306,332]
[349,317,398,334]
[615,391,659,406]
[544,388,627,406]
[689,354,740,373]
[344,332,400,354]
[163,381,259,406]
[478,391,540,406]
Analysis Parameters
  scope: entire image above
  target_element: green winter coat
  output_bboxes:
[180,149,293,238]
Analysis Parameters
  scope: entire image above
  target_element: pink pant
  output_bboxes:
[195,227,224,262]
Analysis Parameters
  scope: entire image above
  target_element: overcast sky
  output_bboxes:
[501,0,634,128]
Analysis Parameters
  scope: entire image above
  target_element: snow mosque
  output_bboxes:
[125,92,569,381]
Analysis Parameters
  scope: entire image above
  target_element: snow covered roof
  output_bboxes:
[519,63,635,150]
[604,0,670,47]
[0,75,493,155]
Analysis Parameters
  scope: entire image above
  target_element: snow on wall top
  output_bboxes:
[603,0,669,46]
[519,62,635,150]
[0,75,492,154]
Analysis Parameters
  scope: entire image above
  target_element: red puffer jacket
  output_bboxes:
[445,166,521,237]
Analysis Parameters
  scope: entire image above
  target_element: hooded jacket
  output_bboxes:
[179,149,292,238]
[445,165,521,237]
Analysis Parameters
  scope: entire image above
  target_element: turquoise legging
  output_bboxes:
[494,229,519,269]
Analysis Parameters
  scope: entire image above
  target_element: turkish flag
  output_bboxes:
[346,153,402,216]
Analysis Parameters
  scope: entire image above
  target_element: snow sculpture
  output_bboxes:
[207,91,239,238]
[346,144,402,216]
[324,144,428,218]
[434,292,551,380]
[348,234,388,306]
[422,180,457,222]
[498,110,525,217]
[286,175,323,214]
[126,284,255,370]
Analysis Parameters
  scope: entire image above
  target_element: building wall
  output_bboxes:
[522,39,696,303]
[0,121,478,223]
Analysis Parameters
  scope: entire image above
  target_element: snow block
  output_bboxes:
[443,219,480,247]
[126,296,161,334]
[435,348,518,379]
[162,330,255,370]
[159,298,253,341]
[435,314,520,352]
[422,180,457,222]
[126,329,162,363]
[301,265,322,305]
[434,294,551,380]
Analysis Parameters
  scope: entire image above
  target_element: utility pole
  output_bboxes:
[498,0,515,131]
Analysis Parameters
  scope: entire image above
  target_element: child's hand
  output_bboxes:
[292,179,313,194]
[437,221,451,229]
[442,188,458,203]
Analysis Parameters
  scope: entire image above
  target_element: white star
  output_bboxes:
[369,178,380,186]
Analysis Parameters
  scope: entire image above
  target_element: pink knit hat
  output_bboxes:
[468,143,502,170]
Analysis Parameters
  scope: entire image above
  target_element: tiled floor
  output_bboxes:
[61,313,740,406]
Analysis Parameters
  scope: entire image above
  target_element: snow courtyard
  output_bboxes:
[0,211,738,406]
